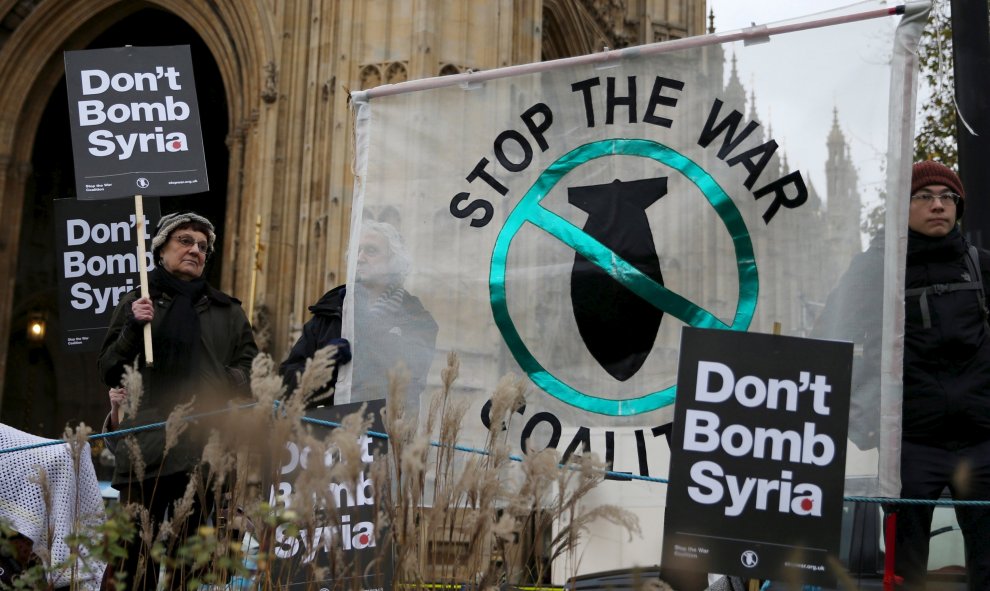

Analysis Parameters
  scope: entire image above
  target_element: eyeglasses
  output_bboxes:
[358,244,383,257]
[173,234,211,254]
[910,192,961,206]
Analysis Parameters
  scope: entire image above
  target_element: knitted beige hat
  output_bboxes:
[151,212,216,257]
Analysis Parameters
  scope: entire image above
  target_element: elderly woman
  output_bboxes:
[98,212,257,591]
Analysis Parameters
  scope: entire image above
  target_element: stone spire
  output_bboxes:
[723,53,746,109]
[825,107,862,278]
[748,87,765,143]
[827,107,846,156]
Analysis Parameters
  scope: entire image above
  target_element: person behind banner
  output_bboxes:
[812,234,884,450]
[280,220,437,416]
[98,212,258,591]
[894,162,990,591]
[820,162,990,590]
[279,288,352,406]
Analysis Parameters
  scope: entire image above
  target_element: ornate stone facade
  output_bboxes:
[0,0,705,435]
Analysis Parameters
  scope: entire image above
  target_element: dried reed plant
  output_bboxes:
[372,352,641,589]
[119,361,143,423]
[5,344,642,591]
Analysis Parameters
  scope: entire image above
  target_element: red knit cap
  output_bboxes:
[912,161,964,196]
[912,160,965,218]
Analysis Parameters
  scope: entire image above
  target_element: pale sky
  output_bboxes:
[706,1,867,32]
[703,0,924,218]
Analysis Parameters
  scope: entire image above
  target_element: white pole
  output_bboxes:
[134,194,154,366]
[351,4,919,103]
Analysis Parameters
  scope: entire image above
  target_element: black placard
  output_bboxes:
[54,197,160,352]
[64,45,209,199]
[269,400,393,590]
[661,328,852,588]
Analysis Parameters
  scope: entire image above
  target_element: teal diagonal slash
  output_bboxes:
[489,138,758,417]
[526,206,728,329]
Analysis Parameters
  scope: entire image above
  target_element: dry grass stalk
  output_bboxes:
[166,471,200,537]
[121,435,146,483]
[61,423,97,585]
[367,352,640,588]
[62,423,92,470]
[120,361,143,422]
[202,429,235,493]
[23,348,639,590]
[296,344,340,408]
[486,375,527,441]
[163,398,194,457]
[24,466,55,587]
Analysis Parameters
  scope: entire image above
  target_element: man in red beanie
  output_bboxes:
[894,160,990,591]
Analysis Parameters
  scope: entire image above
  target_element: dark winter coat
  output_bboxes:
[350,284,438,412]
[280,284,438,414]
[815,228,990,449]
[280,285,349,403]
[902,228,990,448]
[99,282,258,487]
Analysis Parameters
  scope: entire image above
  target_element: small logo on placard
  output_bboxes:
[741,550,759,568]
[136,177,150,189]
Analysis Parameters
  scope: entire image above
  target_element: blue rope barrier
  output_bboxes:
[844,495,990,507]
[5,403,990,506]
[0,402,258,455]
[299,414,672,484]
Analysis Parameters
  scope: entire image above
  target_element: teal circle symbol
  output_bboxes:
[489,139,758,417]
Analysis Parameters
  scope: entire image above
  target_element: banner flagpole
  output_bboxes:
[351,3,919,103]
[134,194,154,366]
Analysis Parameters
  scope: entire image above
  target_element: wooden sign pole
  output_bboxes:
[134,194,154,366]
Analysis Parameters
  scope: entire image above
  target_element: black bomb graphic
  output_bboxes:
[487,138,760,417]
[569,177,667,381]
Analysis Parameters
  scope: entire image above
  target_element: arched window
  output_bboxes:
[360,64,382,90]
[378,205,401,228]
[385,61,407,83]
[541,0,605,60]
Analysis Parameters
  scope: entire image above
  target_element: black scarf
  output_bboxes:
[907,227,966,264]
[148,266,207,379]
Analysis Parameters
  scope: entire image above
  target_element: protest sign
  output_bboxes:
[344,3,922,511]
[661,327,852,587]
[269,400,392,590]
[53,197,160,351]
[345,3,925,576]
[63,45,209,200]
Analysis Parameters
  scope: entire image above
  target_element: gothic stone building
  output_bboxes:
[0,0,858,452]
[0,0,705,439]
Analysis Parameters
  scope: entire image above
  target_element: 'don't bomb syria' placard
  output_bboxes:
[268,400,393,590]
[662,328,852,587]
[64,45,209,199]
[53,197,161,351]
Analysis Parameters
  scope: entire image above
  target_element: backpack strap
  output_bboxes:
[966,244,989,325]
[904,244,988,329]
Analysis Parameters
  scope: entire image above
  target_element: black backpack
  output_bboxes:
[905,244,989,329]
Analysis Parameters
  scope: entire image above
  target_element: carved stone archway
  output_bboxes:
[0,0,273,412]
[0,0,706,424]
[541,0,623,60]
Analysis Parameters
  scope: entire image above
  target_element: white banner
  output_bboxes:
[344,1,925,517]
